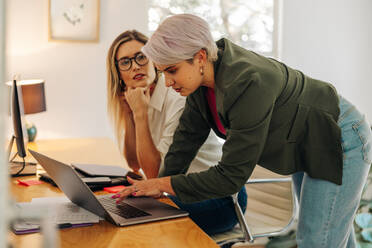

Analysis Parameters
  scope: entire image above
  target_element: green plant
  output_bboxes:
[355,167,372,248]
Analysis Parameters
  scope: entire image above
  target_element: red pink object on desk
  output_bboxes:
[103,185,125,193]
[17,179,44,186]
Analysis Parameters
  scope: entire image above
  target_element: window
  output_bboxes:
[148,0,281,58]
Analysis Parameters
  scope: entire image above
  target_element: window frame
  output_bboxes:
[147,0,283,59]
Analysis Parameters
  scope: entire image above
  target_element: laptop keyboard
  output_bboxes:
[99,196,151,219]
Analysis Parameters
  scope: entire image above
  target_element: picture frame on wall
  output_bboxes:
[48,0,100,42]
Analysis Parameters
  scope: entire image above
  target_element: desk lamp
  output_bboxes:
[20,79,46,142]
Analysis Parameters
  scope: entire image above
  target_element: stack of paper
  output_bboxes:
[12,196,100,234]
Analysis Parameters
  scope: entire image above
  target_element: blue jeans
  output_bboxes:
[168,187,247,235]
[292,96,372,248]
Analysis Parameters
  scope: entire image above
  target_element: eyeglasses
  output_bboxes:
[115,52,149,71]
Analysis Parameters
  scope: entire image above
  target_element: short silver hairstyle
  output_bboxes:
[142,14,218,65]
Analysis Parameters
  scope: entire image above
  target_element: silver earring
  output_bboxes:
[200,67,204,76]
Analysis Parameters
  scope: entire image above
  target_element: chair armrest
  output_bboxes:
[246,177,292,184]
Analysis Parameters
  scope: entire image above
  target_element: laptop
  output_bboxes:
[72,163,143,180]
[29,150,188,227]
[72,163,128,177]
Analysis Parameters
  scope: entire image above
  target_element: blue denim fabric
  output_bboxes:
[168,186,247,235]
[292,96,372,248]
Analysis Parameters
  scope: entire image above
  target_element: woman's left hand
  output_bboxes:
[112,176,174,204]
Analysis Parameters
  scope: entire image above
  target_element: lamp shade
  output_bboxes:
[19,79,46,114]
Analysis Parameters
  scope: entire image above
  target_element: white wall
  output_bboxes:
[281,0,372,121]
[5,0,148,139]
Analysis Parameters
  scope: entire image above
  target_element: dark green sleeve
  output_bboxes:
[170,76,275,203]
[159,96,211,177]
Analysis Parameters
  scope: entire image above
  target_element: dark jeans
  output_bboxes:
[168,187,247,236]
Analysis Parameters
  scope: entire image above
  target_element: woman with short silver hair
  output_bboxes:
[114,15,371,247]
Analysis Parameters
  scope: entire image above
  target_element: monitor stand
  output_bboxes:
[9,161,37,177]
[7,136,37,177]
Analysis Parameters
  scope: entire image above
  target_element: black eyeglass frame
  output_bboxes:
[115,52,149,71]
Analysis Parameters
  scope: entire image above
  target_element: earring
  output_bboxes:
[200,67,204,76]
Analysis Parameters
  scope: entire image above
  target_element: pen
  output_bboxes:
[58,223,72,229]
[57,223,93,229]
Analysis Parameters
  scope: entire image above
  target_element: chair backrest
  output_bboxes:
[245,166,295,236]
[211,165,297,246]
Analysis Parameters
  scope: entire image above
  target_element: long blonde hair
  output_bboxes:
[106,30,149,149]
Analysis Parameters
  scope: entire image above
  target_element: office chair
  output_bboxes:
[211,166,298,247]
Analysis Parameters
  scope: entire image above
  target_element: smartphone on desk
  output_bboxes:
[126,171,143,180]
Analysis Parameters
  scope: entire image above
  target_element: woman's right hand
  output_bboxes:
[124,87,150,119]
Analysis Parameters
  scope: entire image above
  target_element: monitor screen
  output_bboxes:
[11,79,28,158]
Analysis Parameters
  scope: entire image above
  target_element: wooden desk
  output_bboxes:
[9,138,218,248]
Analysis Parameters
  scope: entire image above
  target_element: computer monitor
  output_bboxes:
[7,79,31,176]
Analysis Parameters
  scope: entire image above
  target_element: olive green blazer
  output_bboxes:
[160,38,342,203]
